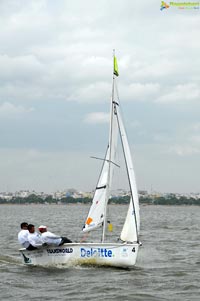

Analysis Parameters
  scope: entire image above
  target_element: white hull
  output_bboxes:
[19,242,139,268]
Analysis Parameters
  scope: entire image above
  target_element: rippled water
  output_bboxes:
[0,204,199,301]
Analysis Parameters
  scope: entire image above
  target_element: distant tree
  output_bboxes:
[44,195,55,204]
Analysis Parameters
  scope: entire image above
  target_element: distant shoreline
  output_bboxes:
[1,195,200,206]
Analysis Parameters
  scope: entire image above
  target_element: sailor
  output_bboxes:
[27,224,44,248]
[38,225,72,246]
[18,222,37,250]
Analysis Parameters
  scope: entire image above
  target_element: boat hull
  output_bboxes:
[19,242,139,268]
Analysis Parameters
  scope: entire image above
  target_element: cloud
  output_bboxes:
[167,145,200,156]
[0,102,34,118]
[191,122,200,132]
[125,82,160,102]
[0,147,100,192]
[130,120,141,128]
[68,81,111,103]
[157,83,200,103]
[0,54,44,81]
[84,112,109,124]
[190,135,200,144]
[131,59,181,82]
[0,0,199,193]
[0,1,199,106]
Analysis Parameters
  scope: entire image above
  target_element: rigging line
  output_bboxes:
[90,156,120,168]
[115,105,139,243]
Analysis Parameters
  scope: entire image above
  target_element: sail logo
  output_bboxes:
[80,247,113,258]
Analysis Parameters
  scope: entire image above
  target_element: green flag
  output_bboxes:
[113,55,119,76]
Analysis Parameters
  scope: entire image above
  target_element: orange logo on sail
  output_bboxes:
[86,217,93,225]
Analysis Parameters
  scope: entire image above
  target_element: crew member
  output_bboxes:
[27,224,44,247]
[18,222,37,250]
[38,225,72,246]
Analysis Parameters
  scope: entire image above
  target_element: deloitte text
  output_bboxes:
[80,247,113,258]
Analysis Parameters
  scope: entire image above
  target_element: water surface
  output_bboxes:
[0,204,199,301]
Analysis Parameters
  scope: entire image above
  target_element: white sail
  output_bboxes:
[117,109,140,242]
[83,99,118,233]
[82,147,109,232]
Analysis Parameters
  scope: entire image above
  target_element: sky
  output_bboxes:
[0,0,200,194]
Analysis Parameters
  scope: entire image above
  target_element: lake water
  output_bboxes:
[0,204,199,301]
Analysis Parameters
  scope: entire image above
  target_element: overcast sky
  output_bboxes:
[0,0,200,193]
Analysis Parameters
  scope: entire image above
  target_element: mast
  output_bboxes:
[101,51,116,242]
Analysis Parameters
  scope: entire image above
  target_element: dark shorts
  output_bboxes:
[26,244,37,250]
[59,237,72,246]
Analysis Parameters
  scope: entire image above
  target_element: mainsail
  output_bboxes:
[117,109,140,242]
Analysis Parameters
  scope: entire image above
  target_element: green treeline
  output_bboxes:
[0,194,200,205]
[140,196,200,206]
[0,194,91,204]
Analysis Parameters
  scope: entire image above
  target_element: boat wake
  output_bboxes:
[0,254,21,265]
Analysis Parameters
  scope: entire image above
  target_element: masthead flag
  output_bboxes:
[113,56,119,76]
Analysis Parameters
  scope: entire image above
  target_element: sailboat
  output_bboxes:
[19,53,141,268]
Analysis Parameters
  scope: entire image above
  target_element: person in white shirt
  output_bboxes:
[38,225,72,246]
[38,225,62,246]
[18,222,37,250]
[27,224,44,248]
